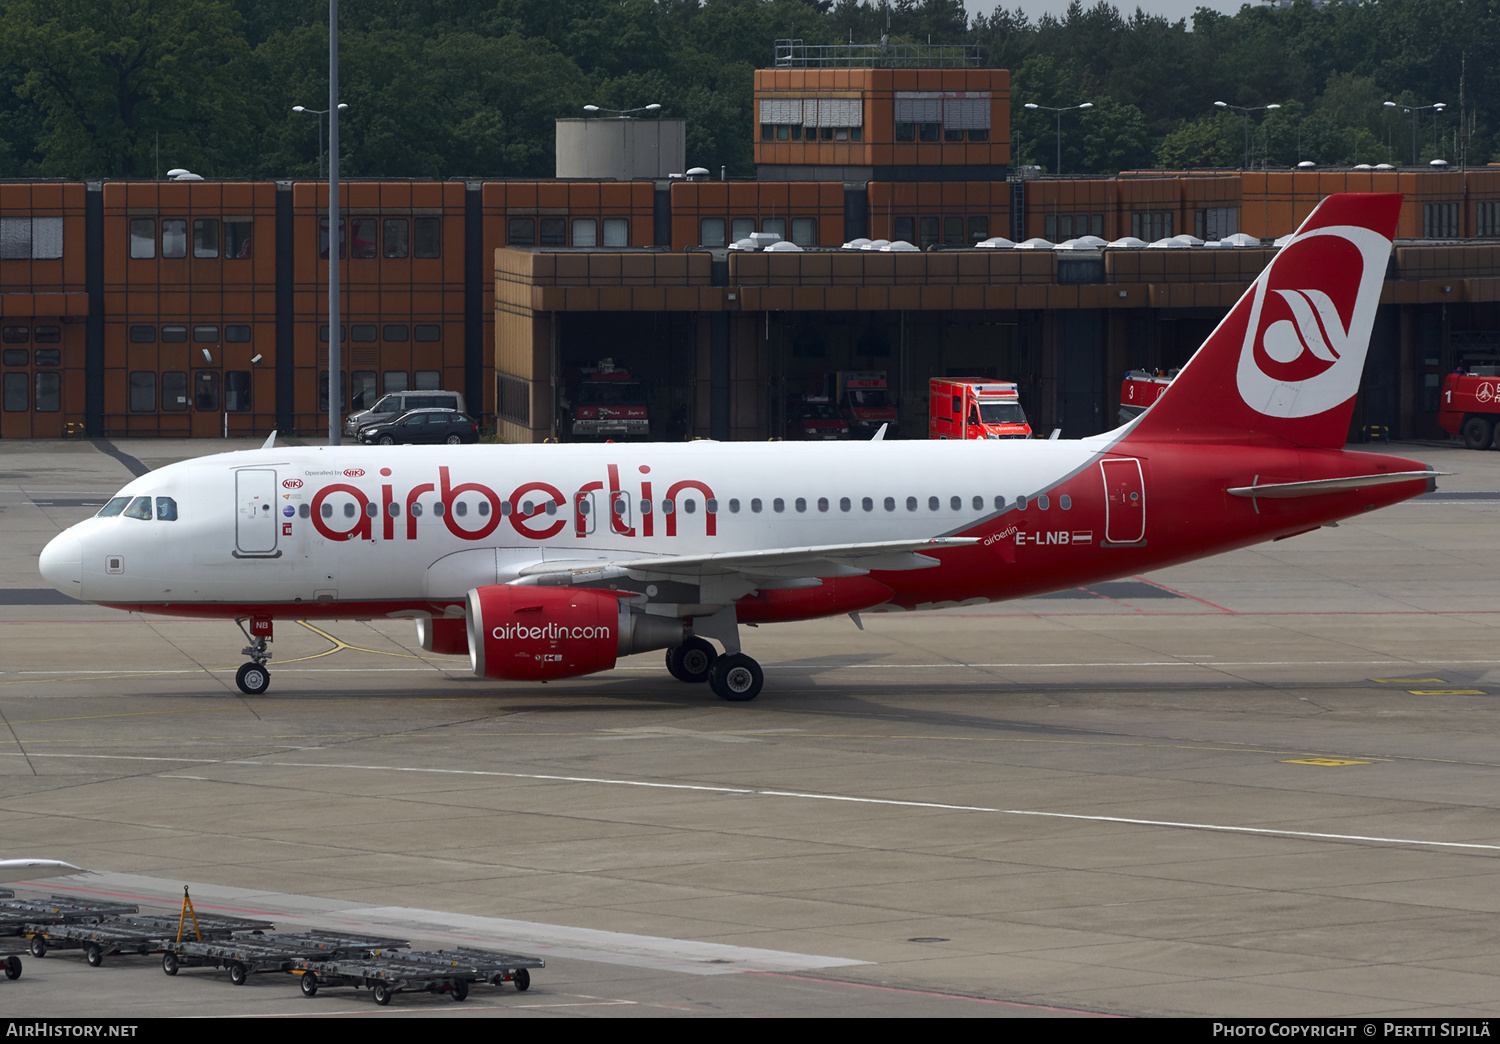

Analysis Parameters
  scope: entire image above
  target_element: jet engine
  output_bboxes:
[415,616,469,656]
[465,585,687,682]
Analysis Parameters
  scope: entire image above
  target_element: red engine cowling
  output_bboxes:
[416,616,469,656]
[466,585,621,681]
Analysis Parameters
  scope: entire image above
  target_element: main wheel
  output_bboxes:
[236,662,270,696]
[666,636,716,684]
[28,936,45,958]
[1462,415,1494,450]
[709,654,763,702]
[4,955,20,980]
[229,961,247,985]
[451,979,468,1001]
[162,952,178,976]
[300,972,318,997]
[372,982,392,1005]
[85,944,103,967]
[514,967,530,992]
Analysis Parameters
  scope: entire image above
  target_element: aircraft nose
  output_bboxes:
[39,532,82,595]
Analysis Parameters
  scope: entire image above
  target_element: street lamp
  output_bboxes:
[1023,102,1093,176]
[1214,101,1281,169]
[583,103,663,118]
[1383,101,1445,166]
[292,103,348,179]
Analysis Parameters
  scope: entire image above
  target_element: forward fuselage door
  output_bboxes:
[235,468,279,555]
[1100,457,1146,545]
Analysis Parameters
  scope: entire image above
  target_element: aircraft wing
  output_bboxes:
[518,537,978,583]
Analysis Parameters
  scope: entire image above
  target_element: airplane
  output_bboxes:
[38,193,1438,703]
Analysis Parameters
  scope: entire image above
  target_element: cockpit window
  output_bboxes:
[97,497,131,517]
[123,496,153,520]
[155,497,178,521]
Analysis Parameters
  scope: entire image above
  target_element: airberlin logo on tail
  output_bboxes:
[1236,223,1390,418]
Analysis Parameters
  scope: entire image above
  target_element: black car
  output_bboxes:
[357,408,479,445]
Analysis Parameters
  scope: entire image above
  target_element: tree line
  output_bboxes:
[0,0,1487,181]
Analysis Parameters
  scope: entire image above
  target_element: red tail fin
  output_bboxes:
[1127,193,1401,448]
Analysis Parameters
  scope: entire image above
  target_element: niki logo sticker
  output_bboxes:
[1236,223,1390,418]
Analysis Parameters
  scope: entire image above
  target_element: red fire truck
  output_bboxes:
[1119,369,1177,424]
[788,396,850,440]
[1439,368,1500,449]
[928,378,1031,439]
[564,359,650,441]
[836,371,899,437]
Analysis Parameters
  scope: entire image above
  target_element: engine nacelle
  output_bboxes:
[466,585,624,681]
[415,616,469,656]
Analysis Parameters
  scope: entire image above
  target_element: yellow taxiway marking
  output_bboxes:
[1408,689,1486,696]
[1282,758,1371,767]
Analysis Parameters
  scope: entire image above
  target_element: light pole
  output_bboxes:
[1023,102,1092,176]
[1384,101,1445,165]
[1214,101,1281,169]
[583,103,663,118]
[292,103,348,179]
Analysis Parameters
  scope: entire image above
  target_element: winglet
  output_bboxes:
[261,430,277,450]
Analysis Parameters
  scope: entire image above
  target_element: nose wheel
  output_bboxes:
[234,619,274,695]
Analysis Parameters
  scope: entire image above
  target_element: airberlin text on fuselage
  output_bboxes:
[306,463,716,543]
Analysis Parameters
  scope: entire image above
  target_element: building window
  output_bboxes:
[193,219,218,258]
[193,325,218,343]
[498,374,529,424]
[414,369,440,389]
[129,218,155,259]
[225,325,251,342]
[162,371,188,410]
[731,217,755,242]
[414,324,441,342]
[319,218,345,259]
[602,218,629,247]
[1,217,63,259]
[2,326,26,343]
[194,371,219,411]
[943,216,964,247]
[791,218,817,246]
[350,217,378,258]
[2,348,25,365]
[350,324,377,343]
[161,219,187,259]
[3,372,26,411]
[895,122,915,142]
[1424,202,1460,238]
[893,216,915,244]
[34,326,59,344]
[1195,207,1239,241]
[225,220,252,258]
[318,371,345,412]
[762,217,786,241]
[414,217,441,258]
[161,326,187,343]
[1131,211,1173,241]
[539,218,566,247]
[919,216,939,249]
[572,218,597,247]
[351,370,377,410]
[318,325,345,343]
[225,371,251,411]
[1478,201,1500,238]
[701,218,726,248]
[34,372,59,411]
[383,218,409,257]
[129,325,156,343]
[968,216,989,243]
[128,372,155,412]
[508,218,535,246]
[383,370,409,392]
[383,324,409,342]
[34,349,59,367]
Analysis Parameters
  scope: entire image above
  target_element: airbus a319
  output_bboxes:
[39,194,1437,702]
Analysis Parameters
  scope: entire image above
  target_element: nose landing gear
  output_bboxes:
[234,618,274,695]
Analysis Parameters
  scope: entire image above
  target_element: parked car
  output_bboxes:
[344,390,467,437]
[357,408,479,445]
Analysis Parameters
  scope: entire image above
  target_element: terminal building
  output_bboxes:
[2,44,1499,444]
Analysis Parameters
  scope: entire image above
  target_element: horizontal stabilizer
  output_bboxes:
[1227,471,1442,499]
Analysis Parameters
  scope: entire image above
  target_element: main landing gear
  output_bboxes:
[664,615,765,702]
[233,618,273,695]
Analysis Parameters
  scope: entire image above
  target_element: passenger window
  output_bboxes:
[661,499,675,515]
[638,499,651,515]
[683,499,696,514]
[994,496,1005,510]
[155,497,178,521]
[365,503,378,518]
[884,497,895,511]
[862,497,872,512]
[342,503,355,518]
[728,499,739,513]
[840,497,851,512]
[456,502,468,517]
[706,499,718,514]
[795,498,807,512]
[123,496,152,520]
[298,504,310,518]
[773,498,784,513]
[1017,496,1028,510]
[928,496,939,511]
[1060,495,1072,510]
[1038,495,1050,510]
[751,498,762,513]
[950,496,961,510]
[322,503,333,518]
[817,498,829,512]
[972,496,983,510]
[905,497,917,511]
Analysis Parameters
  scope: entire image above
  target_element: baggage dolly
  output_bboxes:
[163,931,407,985]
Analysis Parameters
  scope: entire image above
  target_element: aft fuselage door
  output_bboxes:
[235,468,279,554]
[1100,457,1146,545]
